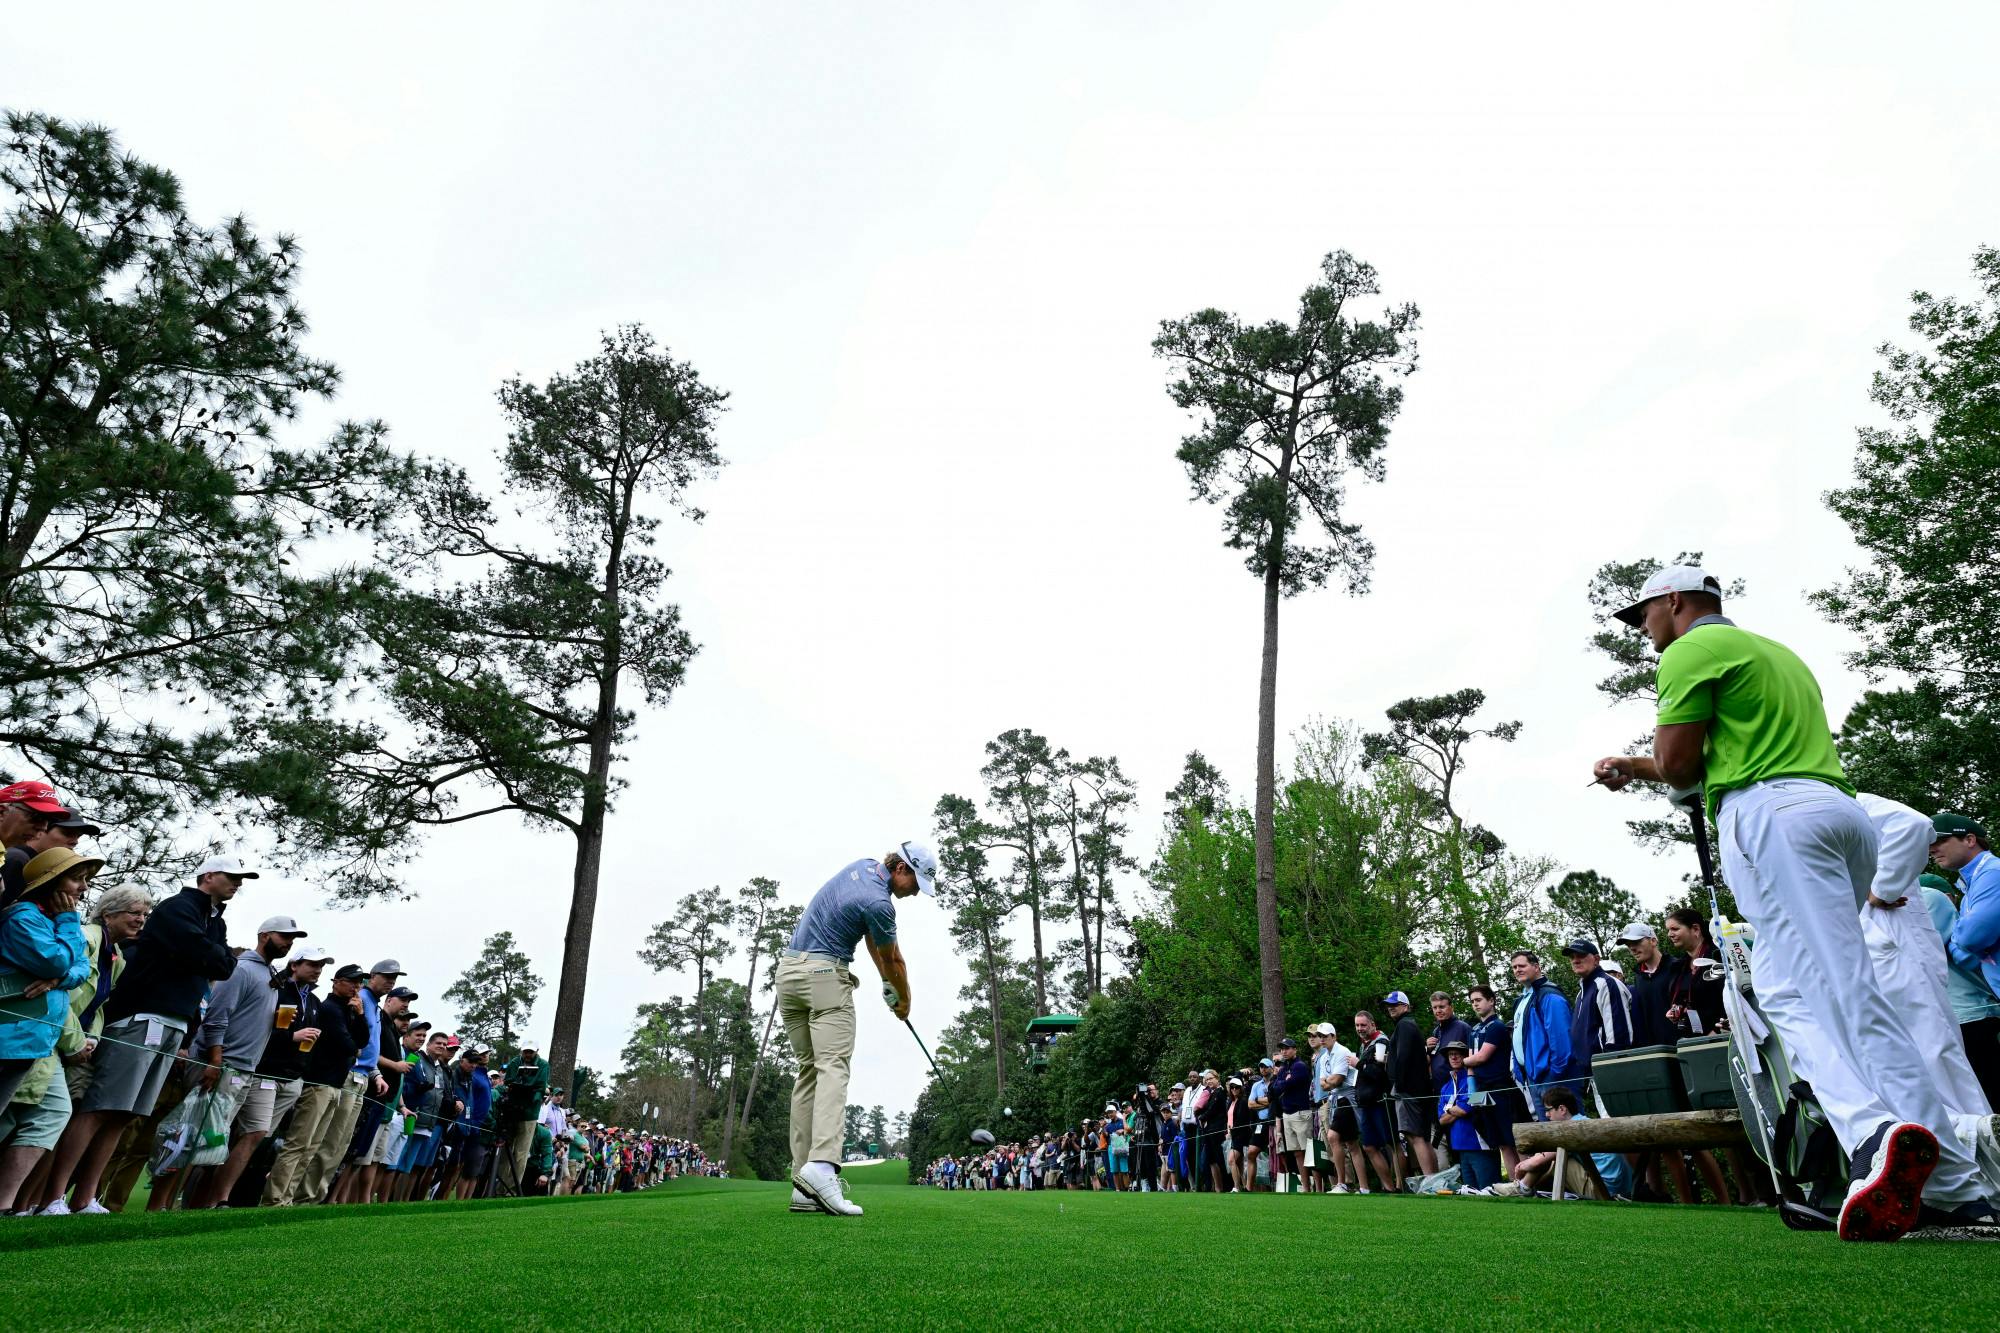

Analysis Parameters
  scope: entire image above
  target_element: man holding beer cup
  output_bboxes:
[185,916,310,1207]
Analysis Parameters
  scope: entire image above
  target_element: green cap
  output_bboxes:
[1919,873,1953,892]
[1931,812,1989,840]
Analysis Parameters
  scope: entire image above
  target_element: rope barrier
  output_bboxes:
[1,1004,705,1168]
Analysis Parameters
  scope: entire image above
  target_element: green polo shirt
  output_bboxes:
[1654,621,1851,821]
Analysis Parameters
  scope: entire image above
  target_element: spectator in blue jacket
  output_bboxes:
[443,1044,494,1201]
[0,850,95,1111]
[1934,815,2000,1018]
[1508,950,1581,1121]
[1561,938,1637,1080]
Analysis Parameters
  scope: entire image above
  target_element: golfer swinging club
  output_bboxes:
[1591,565,1993,1239]
[781,839,939,1217]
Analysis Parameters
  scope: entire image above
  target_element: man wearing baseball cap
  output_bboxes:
[183,915,308,1206]
[42,849,243,1213]
[1933,814,2000,1021]
[779,839,938,1217]
[1593,565,1990,1238]
[1381,992,1438,1179]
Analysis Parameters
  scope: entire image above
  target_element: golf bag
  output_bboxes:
[1686,803,1849,1231]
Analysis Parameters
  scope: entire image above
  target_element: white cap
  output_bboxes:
[1612,565,1723,626]
[1602,959,1626,978]
[195,853,260,879]
[1614,921,1656,944]
[898,839,940,896]
[287,944,335,965]
[257,915,307,936]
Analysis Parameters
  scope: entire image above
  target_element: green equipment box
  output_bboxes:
[1676,1033,1735,1110]
[1592,1043,1690,1117]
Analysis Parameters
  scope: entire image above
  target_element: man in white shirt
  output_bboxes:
[539,1092,571,1193]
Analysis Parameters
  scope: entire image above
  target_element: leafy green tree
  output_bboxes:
[717,876,783,1165]
[980,728,1068,1014]
[639,885,737,1135]
[1162,750,1230,837]
[726,903,801,1165]
[841,1104,866,1155]
[1547,870,1645,954]
[1815,247,2000,821]
[1053,753,1137,999]
[865,1105,888,1153]
[1585,554,1746,854]
[1361,688,1522,982]
[442,930,543,1060]
[935,792,1018,1095]
[0,112,419,882]
[328,325,723,1098]
[1155,252,1420,1049]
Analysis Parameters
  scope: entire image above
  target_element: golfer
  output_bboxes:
[1591,564,1991,1239]
[781,840,938,1217]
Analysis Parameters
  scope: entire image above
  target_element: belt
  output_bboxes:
[782,950,848,965]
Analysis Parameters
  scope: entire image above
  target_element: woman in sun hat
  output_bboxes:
[0,849,98,1109]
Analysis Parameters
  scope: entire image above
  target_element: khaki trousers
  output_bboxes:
[301,1076,367,1203]
[264,1081,341,1205]
[510,1119,539,1192]
[776,954,857,1170]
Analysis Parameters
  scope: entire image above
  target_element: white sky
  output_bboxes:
[9,2,1998,1123]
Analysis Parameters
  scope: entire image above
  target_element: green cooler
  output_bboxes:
[1676,1033,1735,1110]
[1591,1044,1690,1116]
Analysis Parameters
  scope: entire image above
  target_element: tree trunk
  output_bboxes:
[1092,863,1109,994]
[1252,550,1287,1052]
[1446,813,1490,984]
[1066,799,1093,997]
[733,992,783,1154]
[549,776,607,1102]
[982,921,1007,1096]
[719,927,765,1164]
[1027,899,1047,1016]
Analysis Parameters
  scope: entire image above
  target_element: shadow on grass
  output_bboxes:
[0,1177,766,1255]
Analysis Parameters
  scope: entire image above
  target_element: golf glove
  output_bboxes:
[882,982,901,1010]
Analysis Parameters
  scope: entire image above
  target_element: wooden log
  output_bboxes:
[1513,1108,1746,1153]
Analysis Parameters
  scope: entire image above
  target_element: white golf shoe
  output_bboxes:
[789,1187,816,1213]
[792,1161,863,1216]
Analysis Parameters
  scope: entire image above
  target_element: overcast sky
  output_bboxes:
[9,3,1998,1123]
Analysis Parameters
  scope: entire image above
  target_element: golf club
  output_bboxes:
[903,1017,996,1146]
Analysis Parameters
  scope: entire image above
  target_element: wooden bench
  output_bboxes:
[1513,1108,1747,1201]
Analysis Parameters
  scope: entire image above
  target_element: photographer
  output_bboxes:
[1129,1084,1161,1192]
[498,1042,549,1195]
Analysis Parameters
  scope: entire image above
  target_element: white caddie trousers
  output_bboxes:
[1856,794,2000,1196]
[1720,779,1983,1205]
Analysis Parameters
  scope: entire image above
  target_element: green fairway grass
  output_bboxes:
[3,1175,1993,1331]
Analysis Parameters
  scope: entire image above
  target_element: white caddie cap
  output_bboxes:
[195,853,260,879]
[1612,565,1724,627]
[899,839,940,896]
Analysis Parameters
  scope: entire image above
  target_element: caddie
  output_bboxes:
[1591,564,1993,1239]
[780,840,937,1217]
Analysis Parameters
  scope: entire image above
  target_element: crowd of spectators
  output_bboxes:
[0,779,719,1216]
[927,873,1999,1203]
